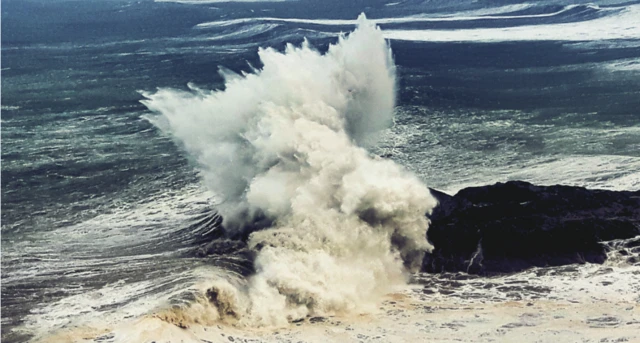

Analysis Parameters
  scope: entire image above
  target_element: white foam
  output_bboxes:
[505,155,640,191]
[2,184,215,284]
[604,58,640,72]
[427,154,640,195]
[205,23,280,41]
[384,4,640,42]
[43,262,640,343]
[196,4,594,29]
[142,14,437,327]
[25,265,237,343]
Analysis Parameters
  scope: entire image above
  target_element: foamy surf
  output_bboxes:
[25,14,437,341]
[196,4,604,29]
[5,0,640,341]
[36,250,640,343]
[10,14,440,342]
[383,4,640,42]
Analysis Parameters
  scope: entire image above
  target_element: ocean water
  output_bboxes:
[1,0,640,342]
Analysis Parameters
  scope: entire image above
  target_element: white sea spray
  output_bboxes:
[142,14,437,326]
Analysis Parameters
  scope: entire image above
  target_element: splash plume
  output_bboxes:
[142,14,437,326]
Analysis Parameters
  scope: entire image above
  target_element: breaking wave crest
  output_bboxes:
[141,14,437,326]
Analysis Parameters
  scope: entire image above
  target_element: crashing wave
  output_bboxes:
[142,14,437,326]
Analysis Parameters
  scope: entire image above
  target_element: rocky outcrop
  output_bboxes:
[423,181,640,275]
[189,181,640,276]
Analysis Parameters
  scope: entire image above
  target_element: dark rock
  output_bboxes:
[424,181,640,275]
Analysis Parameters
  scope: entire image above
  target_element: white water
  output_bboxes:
[196,4,592,28]
[384,4,640,42]
[11,8,639,342]
[142,14,437,327]
[195,4,640,44]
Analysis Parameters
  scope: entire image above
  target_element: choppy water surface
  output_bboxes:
[2,0,639,341]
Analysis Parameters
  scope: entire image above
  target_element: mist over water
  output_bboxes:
[142,15,437,326]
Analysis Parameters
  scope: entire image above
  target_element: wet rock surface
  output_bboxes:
[424,181,640,274]
[187,181,640,277]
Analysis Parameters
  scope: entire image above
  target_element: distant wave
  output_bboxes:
[195,4,639,43]
[435,155,640,195]
[604,58,640,71]
[196,4,610,29]
[383,4,639,42]
[503,155,640,192]
[205,23,280,41]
